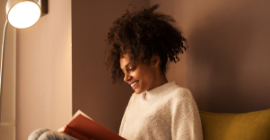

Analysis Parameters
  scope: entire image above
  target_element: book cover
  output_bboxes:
[58,110,126,140]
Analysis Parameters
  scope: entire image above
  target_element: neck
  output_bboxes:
[153,72,168,90]
[159,73,168,86]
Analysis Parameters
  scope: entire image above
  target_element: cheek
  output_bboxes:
[137,68,153,84]
[131,68,142,79]
[131,65,154,83]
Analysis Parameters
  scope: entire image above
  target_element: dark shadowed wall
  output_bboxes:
[72,0,149,133]
[150,0,270,113]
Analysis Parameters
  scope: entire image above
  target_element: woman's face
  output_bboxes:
[120,54,157,94]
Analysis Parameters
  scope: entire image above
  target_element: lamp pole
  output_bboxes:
[0,20,8,122]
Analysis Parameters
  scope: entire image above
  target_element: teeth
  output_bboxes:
[131,82,137,87]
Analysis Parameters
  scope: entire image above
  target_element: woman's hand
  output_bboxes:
[57,126,66,133]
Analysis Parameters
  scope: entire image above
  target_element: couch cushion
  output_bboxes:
[199,108,270,140]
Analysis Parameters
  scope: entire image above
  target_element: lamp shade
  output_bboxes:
[6,0,41,29]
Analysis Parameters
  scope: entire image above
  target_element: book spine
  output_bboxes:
[62,126,91,140]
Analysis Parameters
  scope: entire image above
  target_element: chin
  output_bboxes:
[134,89,142,94]
[134,89,146,94]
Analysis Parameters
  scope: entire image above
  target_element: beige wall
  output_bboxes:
[72,0,149,133]
[0,0,16,139]
[150,0,270,113]
[16,0,72,140]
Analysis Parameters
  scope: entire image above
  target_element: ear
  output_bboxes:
[151,55,160,68]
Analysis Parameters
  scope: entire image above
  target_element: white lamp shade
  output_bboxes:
[6,0,41,29]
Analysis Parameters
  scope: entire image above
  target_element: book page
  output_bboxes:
[72,110,93,121]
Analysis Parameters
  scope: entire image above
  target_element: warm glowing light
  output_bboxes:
[7,1,41,29]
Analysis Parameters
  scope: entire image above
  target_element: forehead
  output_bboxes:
[120,54,132,69]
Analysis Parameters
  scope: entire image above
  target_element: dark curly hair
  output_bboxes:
[105,4,187,83]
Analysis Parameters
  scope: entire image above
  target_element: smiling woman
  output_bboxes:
[104,4,203,140]
[28,4,202,140]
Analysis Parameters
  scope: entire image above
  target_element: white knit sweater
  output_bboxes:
[119,81,203,140]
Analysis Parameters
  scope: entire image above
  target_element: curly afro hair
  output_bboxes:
[105,4,187,83]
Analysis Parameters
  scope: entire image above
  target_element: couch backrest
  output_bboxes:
[199,108,270,140]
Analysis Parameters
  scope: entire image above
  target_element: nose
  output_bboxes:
[124,72,131,83]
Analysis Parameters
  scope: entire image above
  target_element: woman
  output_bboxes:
[29,4,203,140]
[105,4,203,140]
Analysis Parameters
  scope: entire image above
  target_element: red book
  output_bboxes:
[58,110,126,140]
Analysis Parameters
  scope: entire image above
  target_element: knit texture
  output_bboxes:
[119,81,203,140]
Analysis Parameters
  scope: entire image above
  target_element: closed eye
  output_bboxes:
[129,66,136,71]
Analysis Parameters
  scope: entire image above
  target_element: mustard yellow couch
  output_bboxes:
[199,108,270,140]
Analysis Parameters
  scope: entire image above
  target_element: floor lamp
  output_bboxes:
[0,0,48,122]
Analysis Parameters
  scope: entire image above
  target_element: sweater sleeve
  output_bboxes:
[171,89,203,140]
[119,94,134,135]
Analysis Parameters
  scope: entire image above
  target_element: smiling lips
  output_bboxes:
[131,81,138,88]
